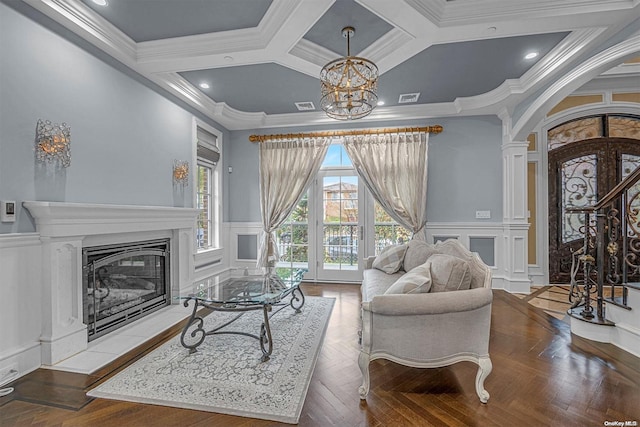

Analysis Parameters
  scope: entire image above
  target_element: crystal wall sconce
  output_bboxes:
[35,119,71,167]
[173,160,189,186]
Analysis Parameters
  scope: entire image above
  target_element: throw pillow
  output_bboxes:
[372,244,408,274]
[428,254,472,292]
[384,262,432,294]
[402,240,438,272]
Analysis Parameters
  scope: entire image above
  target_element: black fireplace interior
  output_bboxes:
[83,239,170,341]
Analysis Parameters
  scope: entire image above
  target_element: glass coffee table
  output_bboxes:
[177,267,306,362]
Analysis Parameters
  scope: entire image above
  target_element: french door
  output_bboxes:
[276,143,410,283]
[315,169,365,282]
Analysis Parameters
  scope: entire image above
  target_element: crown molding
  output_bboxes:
[445,28,608,114]
[136,0,307,73]
[512,32,640,140]
[23,0,137,65]
[519,28,607,86]
[289,38,336,70]
[136,28,270,67]
[156,27,615,130]
[401,0,446,24]
[438,0,638,25]
[19,0,638,132]
[361,28,416,73]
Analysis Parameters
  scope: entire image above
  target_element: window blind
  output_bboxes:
[197,127,220,165]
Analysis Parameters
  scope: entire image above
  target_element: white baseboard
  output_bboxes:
[613,323,640,358]
[0,342,41,384]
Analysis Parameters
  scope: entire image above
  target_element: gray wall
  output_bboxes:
[0,2,227,233]
[227,116,503,223]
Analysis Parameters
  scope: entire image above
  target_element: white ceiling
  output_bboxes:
[19,0,640,130]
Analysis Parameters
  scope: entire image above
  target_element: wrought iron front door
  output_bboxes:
[549,138,640,283]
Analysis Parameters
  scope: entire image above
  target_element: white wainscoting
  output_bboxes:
[227,222,508,290]
[0,234,44,381]
[228,222,263,269]
[426,222,507,290]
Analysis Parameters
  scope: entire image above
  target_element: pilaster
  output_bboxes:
[500,113,531,293]
[39,236,87,365]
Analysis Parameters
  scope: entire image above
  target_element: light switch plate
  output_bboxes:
[475,210,491,219]
[1,201,16,222]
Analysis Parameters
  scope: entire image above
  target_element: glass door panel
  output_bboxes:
[317,172,363,282]
[276,193,310,272]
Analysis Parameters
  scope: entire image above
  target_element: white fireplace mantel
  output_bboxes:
[23,201,199,238]
[22,201,199,365]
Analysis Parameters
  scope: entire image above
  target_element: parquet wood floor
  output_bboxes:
[1,284,639,426]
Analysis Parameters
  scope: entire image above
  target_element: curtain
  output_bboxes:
[258,137,330,267]
[343,131,429,240]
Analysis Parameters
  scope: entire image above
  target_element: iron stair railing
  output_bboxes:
[567,165,640,323]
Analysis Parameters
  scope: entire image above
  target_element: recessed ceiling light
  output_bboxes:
[377,100,385,106]
[199,83,210,89]
[525,52,539,60]
[92,0,108,6]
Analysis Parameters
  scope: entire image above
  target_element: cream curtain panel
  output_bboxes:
[343,131,429,240]
[258,137,330,267]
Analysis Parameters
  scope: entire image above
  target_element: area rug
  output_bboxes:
[87,296,335,424]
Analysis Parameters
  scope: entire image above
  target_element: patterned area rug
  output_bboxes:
[87,296,335,424]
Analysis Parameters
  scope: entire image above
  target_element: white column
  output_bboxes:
[501,113,531,293]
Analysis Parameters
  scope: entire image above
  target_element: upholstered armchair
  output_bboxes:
[358,239,493,403]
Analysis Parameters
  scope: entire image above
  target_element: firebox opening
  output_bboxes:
[83,239,170,341]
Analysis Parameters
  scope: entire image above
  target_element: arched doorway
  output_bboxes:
[548,114,640,283]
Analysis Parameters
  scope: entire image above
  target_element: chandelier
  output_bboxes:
[320,26,378,120]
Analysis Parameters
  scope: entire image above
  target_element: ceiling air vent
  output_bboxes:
[398,93,420,104]
[295,101,316,111]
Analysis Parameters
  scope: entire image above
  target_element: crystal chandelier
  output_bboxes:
[320,27,378,120]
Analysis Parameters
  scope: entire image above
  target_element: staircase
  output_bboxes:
[567,166,640,357]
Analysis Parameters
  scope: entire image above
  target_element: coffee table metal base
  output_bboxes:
[179,287,305,362]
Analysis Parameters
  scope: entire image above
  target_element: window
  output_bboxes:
[196,126,220,250]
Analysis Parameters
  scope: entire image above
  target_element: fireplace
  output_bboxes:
[83,239,170,340]
[22,201,199,365]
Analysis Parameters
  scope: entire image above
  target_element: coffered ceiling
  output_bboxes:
[19,0,640,130]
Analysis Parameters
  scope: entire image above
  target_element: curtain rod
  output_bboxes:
[248,125,443,142]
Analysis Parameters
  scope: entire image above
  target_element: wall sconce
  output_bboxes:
[173,160,189,186]
[35,119,71,167]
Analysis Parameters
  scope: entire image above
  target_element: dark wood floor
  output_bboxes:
[1,284,639,426]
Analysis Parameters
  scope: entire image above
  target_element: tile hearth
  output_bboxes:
[46,304,192,374]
